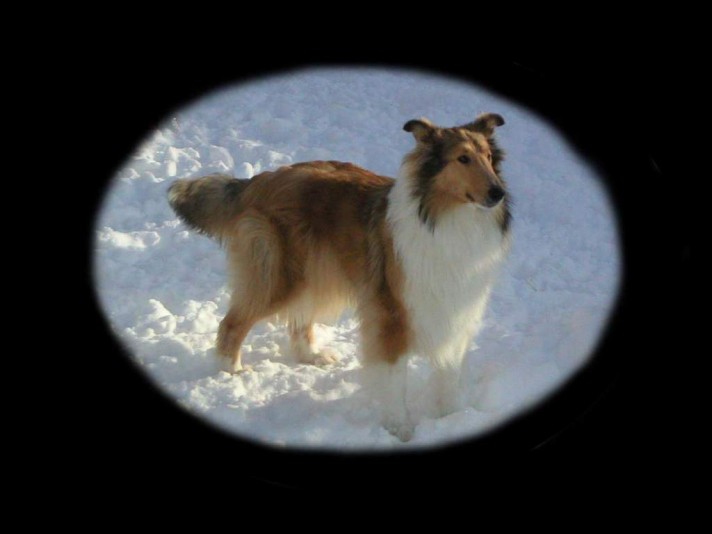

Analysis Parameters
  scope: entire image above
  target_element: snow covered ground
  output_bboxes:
[93,68,620,450]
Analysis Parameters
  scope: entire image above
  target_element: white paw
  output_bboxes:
[436,395,462,418]
[384,419,415,442]
[315,348,340,365]
[217,355,253,374]
[298,348,340,366]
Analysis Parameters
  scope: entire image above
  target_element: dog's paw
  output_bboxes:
[384,420,415,442]
[217,354,253,374]
[298,348,340,366]
[315,348,340,366]
[436,395,462,419]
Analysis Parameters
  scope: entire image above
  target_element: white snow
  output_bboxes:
[93,67,621,450]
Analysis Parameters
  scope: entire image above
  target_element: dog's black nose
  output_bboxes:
[487,186,505,205]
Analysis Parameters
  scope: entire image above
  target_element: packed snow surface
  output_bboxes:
[94,68,620,449]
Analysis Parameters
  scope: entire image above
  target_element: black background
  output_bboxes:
[75,44,693,501]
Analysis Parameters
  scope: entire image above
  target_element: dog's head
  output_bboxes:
[402,113,507,228]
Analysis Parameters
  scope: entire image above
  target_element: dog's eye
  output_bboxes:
[458,155,471,164]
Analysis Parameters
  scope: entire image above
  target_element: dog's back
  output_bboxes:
[169,162,393,250]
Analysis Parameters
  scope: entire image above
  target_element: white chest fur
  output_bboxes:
[387,177,509,369]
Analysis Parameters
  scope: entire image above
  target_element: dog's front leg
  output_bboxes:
[432,363,465,417]
[362,357,413,442]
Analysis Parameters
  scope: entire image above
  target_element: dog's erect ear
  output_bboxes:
[403,118,436,143]
[466,113,505,137]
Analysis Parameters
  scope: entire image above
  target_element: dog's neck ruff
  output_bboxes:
[385,173,509,367]
[386,173,509,269]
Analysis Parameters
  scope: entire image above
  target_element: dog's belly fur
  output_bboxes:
[388,177,509,368]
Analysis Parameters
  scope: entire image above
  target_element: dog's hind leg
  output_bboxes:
[288,321,339,366]
[216,308,257,373]
[217,211,287,373]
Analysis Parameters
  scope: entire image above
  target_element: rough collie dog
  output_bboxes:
[168,113,511,441]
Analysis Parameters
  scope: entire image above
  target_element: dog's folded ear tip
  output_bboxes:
[466,113,505,136]
[479,113,505,126]
[403,118,435,142]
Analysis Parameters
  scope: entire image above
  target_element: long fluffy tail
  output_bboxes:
[167,174,250,241]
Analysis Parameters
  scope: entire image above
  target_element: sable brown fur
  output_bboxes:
[168,115,509,376]
[402,114,509,231]
[170,161,412,370]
